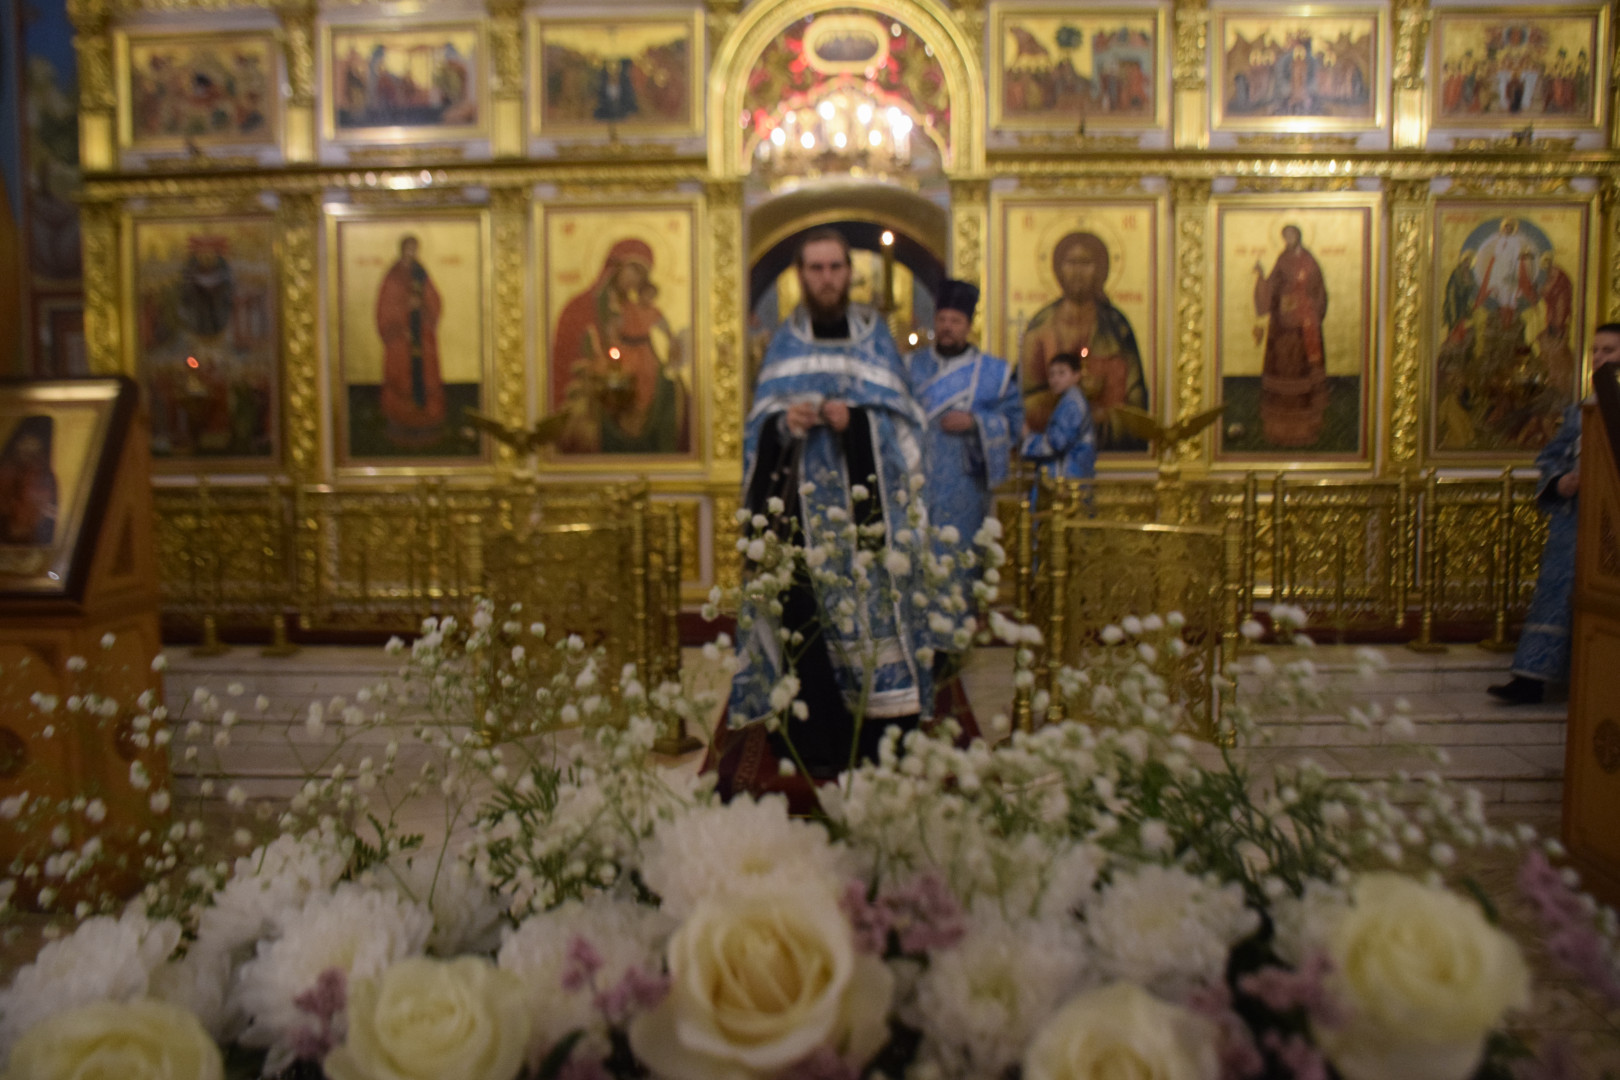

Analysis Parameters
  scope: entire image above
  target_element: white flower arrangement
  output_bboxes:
[0,599,1614,1080]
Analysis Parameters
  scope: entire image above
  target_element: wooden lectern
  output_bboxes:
[1565,366,1620,905]
[0,378,166,909]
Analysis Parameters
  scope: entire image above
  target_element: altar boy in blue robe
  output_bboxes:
[1021,351,1097,484]
[906,279,1022,720]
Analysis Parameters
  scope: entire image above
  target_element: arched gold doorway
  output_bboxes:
[744,185,949,389]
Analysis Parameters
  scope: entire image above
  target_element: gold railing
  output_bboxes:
[153,479,683,685]
[999,468,1548,648]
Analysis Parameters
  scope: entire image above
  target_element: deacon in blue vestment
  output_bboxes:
[1020,352,1098,485]
[906,281,1022,590]
[1490,322,1620,704]
[724,228,928,779]
[906,280,1021,716]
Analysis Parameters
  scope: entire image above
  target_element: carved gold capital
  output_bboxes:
[1387,180,1429,468]
[276,193,320,480]
[275,3,316,107]
[488,0,525,99]
[72,32,116,113]
[1172,0,1208,90]
[491,186,530,470]
[707,179,745,466]
[1391,0,1430,92]
[706,0,743,41]
[948,177,989,287]
[951,0,986,47]
[81,202,121,375]
[1170,179,1210,464]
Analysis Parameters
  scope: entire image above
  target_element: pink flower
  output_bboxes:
[1237,951,1348,1028]
[290,967,347,1062]
[1186,982,1264,1080]
[1519,850,1620,1007]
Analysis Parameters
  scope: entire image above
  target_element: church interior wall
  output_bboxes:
[4,0,1618,614]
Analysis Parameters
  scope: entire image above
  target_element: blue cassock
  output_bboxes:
[1021,385,1098,482]
[1512,403,1582,683]
[730,305,928,728]
[906,344,1022,614]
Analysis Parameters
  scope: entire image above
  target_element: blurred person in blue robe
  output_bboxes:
[1490,322,1620,704]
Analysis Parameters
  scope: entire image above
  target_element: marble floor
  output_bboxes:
[33,639,1620,1062]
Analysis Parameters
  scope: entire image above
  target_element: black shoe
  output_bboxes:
[1487,676,1545,705]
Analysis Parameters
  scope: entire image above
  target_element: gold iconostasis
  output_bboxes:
[65,0,1620,601]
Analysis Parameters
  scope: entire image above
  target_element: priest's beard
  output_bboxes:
[804,283,850,324]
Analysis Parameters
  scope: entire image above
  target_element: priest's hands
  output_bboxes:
[1558,469,1580,498]
[784,402,820,437]
[820,400,851,433]
[783,399,851,436]
[940,410,975,433]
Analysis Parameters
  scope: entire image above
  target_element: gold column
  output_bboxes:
[81,202,120,375]
[489,0,525,158]
[277,193,321,482]
[1170,178,1211,465]
[491,185,530,470]
[708,179,746,473]
[949,177,990,341]
[711,489,742,596]
[1603,175,1620,321]
[948,177,989,287]
[1171,0,1208,150]
[1390,0,1430,149]
[1386,180,1430,471]
[277,1,317,163]
[67,0,114,172]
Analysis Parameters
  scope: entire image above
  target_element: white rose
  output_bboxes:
[1313,873,1530,1080]
[7,998,223,1080]
[1023,983,1218,1080]
[324,957,530,1080]
[629,890,893,1080]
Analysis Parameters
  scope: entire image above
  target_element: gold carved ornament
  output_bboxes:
[708,179,745,466]
[277,193,320,481]
[490,186,529,469]
[1170,178,1210,466]
[1386,180,1429,468]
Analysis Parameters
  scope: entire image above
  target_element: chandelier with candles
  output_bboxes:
[751,89,928,179]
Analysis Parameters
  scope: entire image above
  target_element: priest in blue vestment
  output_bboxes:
[720,228,928,784]
[1490,322,1620,704]
[906,279,1021,716]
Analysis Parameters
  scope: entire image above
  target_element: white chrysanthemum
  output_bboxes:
[1085,865,1258,996]
[0,911,181,1055]
[638,794,853,917]
[911,913,1090,1079]
[149,945,234,1039]
[193,825,352,961]
[233,883,431,1074]
[375,852,505,956]
[498,899,672,1069]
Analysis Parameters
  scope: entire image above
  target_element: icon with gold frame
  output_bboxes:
[537,199,703,466]
[122,213,280,472]
[1211,195,1378,465]
[1427,196,1597,462]
[530,14,703,138]
[1428,6,1609,130]
[990,193,1165,461]
[322,22,488,145]
[0,378,136,599]
[115,30,279,152]
[1211,8,1388,133]
[988,5,1169,132]
[327,208,492,471]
